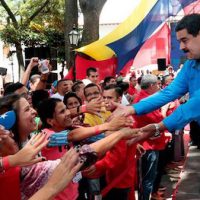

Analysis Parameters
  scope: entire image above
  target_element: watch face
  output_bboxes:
[154,131,160,137]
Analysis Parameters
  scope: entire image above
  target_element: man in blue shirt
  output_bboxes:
[114,14,200,140]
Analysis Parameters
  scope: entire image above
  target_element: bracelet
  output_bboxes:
[81,105,87,113]
[2,156,10,170]
[94,125,100,135]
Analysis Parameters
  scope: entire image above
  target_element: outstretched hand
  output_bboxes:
[108,101,135,118]
[107,115,134,131]
[10,133,49,167]
[45,148,83,194]
[85,97,104,116]
[127,124,159,145]
[29,148,83,200]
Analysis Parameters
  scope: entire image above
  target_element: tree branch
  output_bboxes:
[0,0,18,28]
[26,0,50,24]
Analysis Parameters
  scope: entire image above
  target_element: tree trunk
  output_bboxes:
[79,0,107,46]
[15,43,24,80]
[64,0,78,70]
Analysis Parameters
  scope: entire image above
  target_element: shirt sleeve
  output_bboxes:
[163,89,200,131]
[94,141,127,174]
[133,62,190,115]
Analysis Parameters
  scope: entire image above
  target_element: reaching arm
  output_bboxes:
[163,89,200,131]
[69,97,103,117]
[7,133,48,168]
[68,115,133,141]
[0,133,48,173]
[29,148,82,200]
[21,57,39,86]
[133,63,189,115]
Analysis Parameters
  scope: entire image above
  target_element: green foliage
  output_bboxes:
[0,0,65,46]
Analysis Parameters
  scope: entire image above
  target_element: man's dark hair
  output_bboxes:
[86,67,97,77]
[117,81,129,93]
[37,98,61,128]
[103,84,123,98]
[137,76,143,85]
[84,83,100,96]
[4,82,24,96]
[176,14,200,37]
[72,80,84,92]
[104,76,114,84]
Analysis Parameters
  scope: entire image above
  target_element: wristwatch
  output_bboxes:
[153,123,160,137]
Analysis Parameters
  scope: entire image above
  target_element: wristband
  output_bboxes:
[2,156,10,170]
[94,125,100,135]
[81,105,87,113]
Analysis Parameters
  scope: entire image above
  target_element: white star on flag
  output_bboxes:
[0,114,7,119]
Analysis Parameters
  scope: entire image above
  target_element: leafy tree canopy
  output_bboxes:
[0,0,65,47]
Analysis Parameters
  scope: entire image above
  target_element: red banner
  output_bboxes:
[73,55,117,81]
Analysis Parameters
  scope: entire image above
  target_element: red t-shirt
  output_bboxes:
[91,140,137,189]
[127,84,138,96]
[41,128,78,200]
[0,167,21,200]
[133,90,169,150]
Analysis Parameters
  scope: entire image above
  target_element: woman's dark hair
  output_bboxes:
[0,94,22,148]
[4,82,24,96]
[63,92,82,108]
[37,98,61,128]
[31,89,49,110]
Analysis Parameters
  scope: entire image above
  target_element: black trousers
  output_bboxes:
[103,188,130,200]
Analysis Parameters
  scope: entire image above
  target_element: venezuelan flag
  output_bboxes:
[77,0,198,73]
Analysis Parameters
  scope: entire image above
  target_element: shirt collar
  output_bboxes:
[192,59,200,69]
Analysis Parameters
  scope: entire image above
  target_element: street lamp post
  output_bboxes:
[68,25,80,81]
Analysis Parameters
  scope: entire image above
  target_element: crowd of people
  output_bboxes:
[1,13,200,200]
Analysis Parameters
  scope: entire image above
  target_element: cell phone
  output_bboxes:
[39,60,49,74]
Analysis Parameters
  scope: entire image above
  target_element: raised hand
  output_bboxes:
[9,133,49,167]
[45,148,82,194]
[107,115,133,131]
[85,97,104,115]
[29,148,83,200]
[109,101,135,117]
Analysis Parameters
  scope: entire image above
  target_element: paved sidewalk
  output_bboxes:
[176,146,200,200]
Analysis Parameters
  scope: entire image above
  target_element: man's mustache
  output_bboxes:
[183,49,189,53]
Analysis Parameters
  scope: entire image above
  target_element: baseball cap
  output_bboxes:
[0,110,16,130]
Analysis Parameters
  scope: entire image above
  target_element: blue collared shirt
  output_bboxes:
[133,59,200,131]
